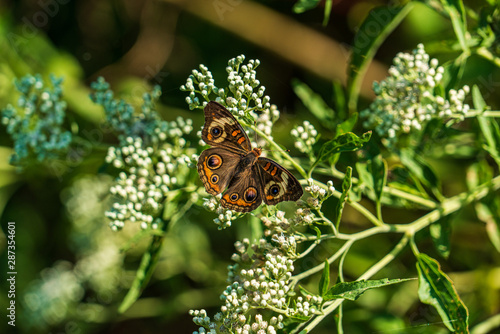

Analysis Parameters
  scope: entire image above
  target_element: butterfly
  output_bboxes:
[197,101,303,212]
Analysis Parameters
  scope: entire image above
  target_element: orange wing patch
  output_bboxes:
[237,137,246,145]
[221,193,256,211]
[270,166,278,176]
[232,130,241,137]
[198,156,221,195]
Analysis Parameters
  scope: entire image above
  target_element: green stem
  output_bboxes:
[118,234,164,313]
[328,167,438,209]
[476,47,500,68]
[336,247,349,334]
[358,233,410,281]
[300,234,410,332]
[299,174,500,251]
[293,175,500,330]
[252,126,308,179]
[376,200,383,222]
[464,109,500,118]
[305,179,385,227]
[290,240,354,287]
[316,207,337,235]
[296,240,321,259]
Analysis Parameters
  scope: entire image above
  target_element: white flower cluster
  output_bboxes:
[182,64,215,110]
[182,55,280,149]
[261,210,291,236]
[254,104,280,146]
[225,254,293,310]
[271,232,297,255]
[291,120,318,157]
[181,55,271,114]
[294,295,322,318]
[191,250,293,333]
[203,196,240,229]
[305,179,335,208]
[293,207,316,225]
[225,56,271,113]
[191,310,283,334]
[190,222,328,333]
[361,43,470,147]
[105,136,194,230]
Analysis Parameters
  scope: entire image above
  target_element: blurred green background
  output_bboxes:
[0,0,499,333]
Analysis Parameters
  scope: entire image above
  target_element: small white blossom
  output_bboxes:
[361,44,470,148]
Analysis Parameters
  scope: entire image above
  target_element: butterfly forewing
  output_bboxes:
[202,101,251,152]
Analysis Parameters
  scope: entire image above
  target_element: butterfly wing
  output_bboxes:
[220,165,263,212]
[197,148,240,196]
[201,101,251,153]
[257,157,303,205]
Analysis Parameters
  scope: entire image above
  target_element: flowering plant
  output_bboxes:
[2,1,500,333]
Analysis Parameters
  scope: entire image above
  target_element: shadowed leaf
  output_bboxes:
[324,278,414,301]
[416,253,469,333]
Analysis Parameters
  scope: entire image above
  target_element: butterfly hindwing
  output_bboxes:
[202,101,251,152]
[220,165,263,213]
[257,157,303,205]
[197,147,240,196]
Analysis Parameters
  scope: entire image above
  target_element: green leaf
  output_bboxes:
[319,260,330,297]
[335,167,352,230]
[332,80,347,120]
[323,0,333,26]
[430,214,454,259]
[293,0,320,14]
[372,156,388,202]
[439,0,469,52]
[312,225,322,239]
[347,3,413,113]
[299,284,314,297]
[335,112,358,136]
[473,85,500,166]
[292,78,335,128]
[324,278,414,301]
[416,253,469,333]
[118,235,164,313]
[311,131,371,172]
[472,84,487,111]
[399,149,442,199]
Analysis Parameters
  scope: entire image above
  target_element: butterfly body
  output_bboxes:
[197,101,303,212]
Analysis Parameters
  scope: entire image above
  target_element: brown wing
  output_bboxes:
[197,148,240,196]
[220,165,263,212]
[201,101,251,153]
[257,157,303,205]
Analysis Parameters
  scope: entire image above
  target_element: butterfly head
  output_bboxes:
[252,147,262,157]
